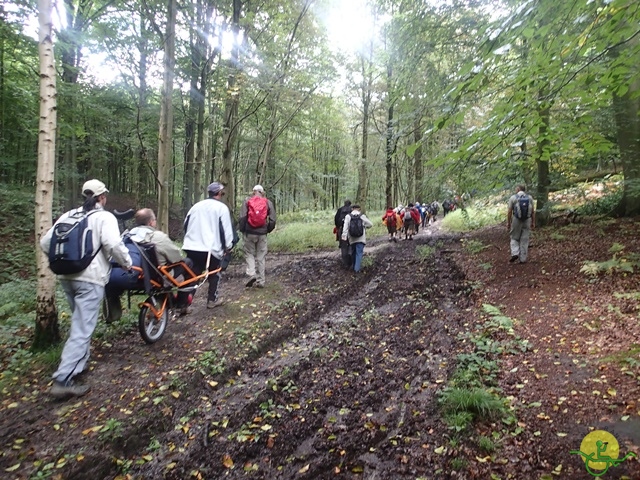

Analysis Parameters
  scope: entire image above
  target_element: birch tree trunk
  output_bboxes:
[33,0,60,351]
[157,0,176,232]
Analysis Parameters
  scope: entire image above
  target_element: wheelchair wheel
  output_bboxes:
[138,294,170,344]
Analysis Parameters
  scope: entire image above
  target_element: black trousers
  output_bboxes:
[339,240,352,268]
[183,250,222,303]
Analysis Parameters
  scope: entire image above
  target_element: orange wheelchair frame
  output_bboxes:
[126,243,221,344]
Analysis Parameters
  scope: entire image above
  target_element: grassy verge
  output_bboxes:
[438,304,530,467]
[268,210,385,253]
[440,204,504,232]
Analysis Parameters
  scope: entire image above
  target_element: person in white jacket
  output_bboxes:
[40,179,132,399]
[341,205,373,273]
[183,182,235,309]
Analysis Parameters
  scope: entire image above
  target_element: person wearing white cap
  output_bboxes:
[238,185,276,288]
[182,181,235,309]
[40,179,132,399]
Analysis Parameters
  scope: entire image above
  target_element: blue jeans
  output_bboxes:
[351,242,365,272]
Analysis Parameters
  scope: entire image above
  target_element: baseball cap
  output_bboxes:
[207,182,224,194]
[82,179,109,198]
[253,185,264,193]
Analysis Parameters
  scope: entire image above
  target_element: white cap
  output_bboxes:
[253,185,264,192]
[82,179,109,198]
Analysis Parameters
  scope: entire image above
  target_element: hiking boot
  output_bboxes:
[509,255,519,263]
[207,298,226,309]
[50,380,90,399]
[255,283,265,289]
[178,306,192,316]
[245,277,257,288]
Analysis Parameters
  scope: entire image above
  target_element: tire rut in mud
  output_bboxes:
[129,233,471,479]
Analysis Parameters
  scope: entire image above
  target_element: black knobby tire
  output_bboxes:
[138,294,170,344]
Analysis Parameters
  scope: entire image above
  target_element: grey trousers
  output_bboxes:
[244,233,268,286]
[510,219,532,262]
[54,280,104,383]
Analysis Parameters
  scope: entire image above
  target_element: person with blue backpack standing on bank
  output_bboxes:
[507,185,535,264]
[341,204,373,273]
[239,185,276,289]
[40,179,132,399]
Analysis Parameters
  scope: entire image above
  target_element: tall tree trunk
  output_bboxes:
[257,106,277,186]
[135,15,149,205]
[536,88,551,225]
[220,0,242,215]
[182,0,204,215]
[385,59,394,209]
[0,4,5,147]
[194,68,206,205]
[33,0,60,351]
[613,68,640,217]
[157,0,176,232]
[356,43,373,207]
[413,119,423,202]
[193,0,214,205]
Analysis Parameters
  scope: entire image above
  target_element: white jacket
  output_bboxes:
[40,206,132,286]
[183,198,234,259]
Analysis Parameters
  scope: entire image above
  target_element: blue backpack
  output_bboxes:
[48,209,101,275]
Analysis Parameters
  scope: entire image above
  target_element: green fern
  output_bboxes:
[580,262,602,276]
[609,243,625,254]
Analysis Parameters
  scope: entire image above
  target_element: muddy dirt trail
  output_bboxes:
[0,228,476,480]
[129,231,472,480]
[2,220,640,480]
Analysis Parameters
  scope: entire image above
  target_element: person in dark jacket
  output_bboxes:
[239,185,277,288]
[334,199,352,268]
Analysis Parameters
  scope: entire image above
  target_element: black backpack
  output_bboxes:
[348,215,364,237]
[336,206,350,228]
[514,197,531,220]
[48,209,102,274]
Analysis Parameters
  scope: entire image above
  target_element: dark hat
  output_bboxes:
[207,182,224,195]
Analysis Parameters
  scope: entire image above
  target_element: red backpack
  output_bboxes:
[386,212,396,226]
[247,196,269,228]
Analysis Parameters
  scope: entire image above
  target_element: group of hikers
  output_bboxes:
[41,179,276,400]
[333,187,535,273]
[41,177,534,402]
[381,201,442,242]
[333,199,445,271]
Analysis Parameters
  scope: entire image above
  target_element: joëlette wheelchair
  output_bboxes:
[113,209,221,344]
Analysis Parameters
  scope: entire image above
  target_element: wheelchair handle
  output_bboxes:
[113,209,135,221]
